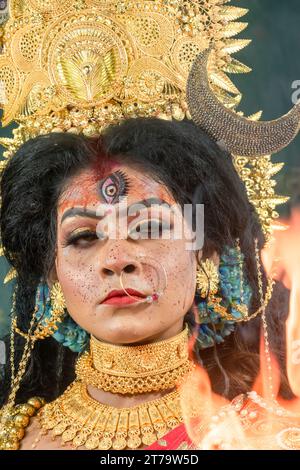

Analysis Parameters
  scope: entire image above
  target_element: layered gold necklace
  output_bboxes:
[76,325,191,394]
[38,327,193,450]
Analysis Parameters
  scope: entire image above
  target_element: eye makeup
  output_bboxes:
[98,170,131,204]
[127,218,173,240]
[62,227,99,248]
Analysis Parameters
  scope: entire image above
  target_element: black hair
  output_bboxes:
[0,118,291,405]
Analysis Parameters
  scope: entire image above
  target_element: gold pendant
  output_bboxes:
[38,381,183,450]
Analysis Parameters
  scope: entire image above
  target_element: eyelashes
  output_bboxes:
[116,170,131,191]
[62,229,99,248]
[128,220,172,239]
[62,220,173,248]
[98,170,131,204]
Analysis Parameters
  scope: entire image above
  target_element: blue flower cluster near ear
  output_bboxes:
[34,283,89,353]
[196,246,252,349]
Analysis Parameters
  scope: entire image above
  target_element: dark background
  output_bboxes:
[0,0,300,336]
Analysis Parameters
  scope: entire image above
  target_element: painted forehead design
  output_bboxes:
[98,170,131,204]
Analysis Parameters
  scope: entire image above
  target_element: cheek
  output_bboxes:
[154,241,196,311]
[56,246,100,307]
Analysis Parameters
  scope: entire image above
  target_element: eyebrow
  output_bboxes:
[119,198,171,219]
[60,198,171,224]
[135,198,170,208]
[61,208,103,224]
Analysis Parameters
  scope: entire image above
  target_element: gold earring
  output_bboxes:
[196,258,220,298]
[196,258,229,318]
[33,281,66,339]
[50,281,66,318]
[32,282,66,340]
[13,282,66,341]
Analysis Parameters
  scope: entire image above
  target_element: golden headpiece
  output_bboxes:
[0,0,254,140]
[0,0,299,257]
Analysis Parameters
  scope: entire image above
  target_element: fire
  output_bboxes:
[180,209,300,449]
[179,365,248,450]
[264,208,300,406]
[286,270,300,398]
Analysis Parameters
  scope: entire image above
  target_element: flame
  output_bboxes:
[179,364,249,449]
[179,209,300,449]
[264,208,300,404]
[286,270,300,397]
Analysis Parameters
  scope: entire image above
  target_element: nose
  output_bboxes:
[99,242,142,279]
[102,261,138,277]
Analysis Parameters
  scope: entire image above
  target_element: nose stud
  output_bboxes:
[145,291,162,303]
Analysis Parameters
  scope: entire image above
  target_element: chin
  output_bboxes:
[93,319,155,345]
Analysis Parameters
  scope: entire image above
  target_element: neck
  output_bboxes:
[87,385,174,408]
[98,321,186,347]
[78,325,191,409]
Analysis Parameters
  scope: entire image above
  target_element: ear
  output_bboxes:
[47,260,58,289]
[196,249,203,265]
[197,249,220,268]
[210,251,220,267]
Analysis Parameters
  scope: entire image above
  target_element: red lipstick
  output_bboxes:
[101,289,147,305]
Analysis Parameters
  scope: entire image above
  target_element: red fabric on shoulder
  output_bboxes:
[146,424,193,450]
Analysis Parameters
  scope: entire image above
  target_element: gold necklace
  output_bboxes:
[76,325,192,394]
[38,329,193,450]
[38,381,183,450]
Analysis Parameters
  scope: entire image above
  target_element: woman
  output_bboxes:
[0,117,291,450]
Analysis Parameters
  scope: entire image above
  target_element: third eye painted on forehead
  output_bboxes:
[98,170,131,204]
[60,168,173,224]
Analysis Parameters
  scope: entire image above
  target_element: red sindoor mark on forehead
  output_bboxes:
[58,158,122,214]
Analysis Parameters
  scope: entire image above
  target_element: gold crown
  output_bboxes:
[0,0,253,152]
[0,0,299,281]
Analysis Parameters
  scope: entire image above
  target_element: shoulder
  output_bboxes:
[20,416,42,450]
[20,416,74,450]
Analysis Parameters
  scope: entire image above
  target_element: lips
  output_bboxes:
[101,289,147,305]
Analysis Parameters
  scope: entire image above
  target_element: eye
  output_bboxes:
[128,219,172,240]
[63,229,99,248]
[98,171,130,204]
[106,184,117,197]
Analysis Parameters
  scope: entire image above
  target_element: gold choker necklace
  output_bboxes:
[38,328,192,450]
[39,381,183,450]
[76,326,192,394]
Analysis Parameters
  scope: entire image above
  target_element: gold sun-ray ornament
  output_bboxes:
[3,267,17,284]
[196,259,220,299]
[0,0,252,154]
[0,0,299,284]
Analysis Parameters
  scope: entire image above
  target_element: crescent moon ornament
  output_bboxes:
[187,48,300,157]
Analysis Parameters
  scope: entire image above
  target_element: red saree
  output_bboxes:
[147,424,193,450]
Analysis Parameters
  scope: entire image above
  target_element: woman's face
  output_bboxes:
[54,162,198,345]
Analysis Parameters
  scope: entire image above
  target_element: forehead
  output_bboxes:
[58,163,175,213]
